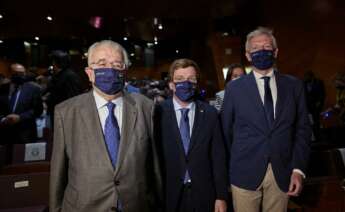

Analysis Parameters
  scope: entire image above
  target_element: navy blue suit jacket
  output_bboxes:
[221,71,311,192]
[155,99,228,212]
[0,82,43,144]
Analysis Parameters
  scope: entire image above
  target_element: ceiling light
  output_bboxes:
[35,37,40,41]
[46,16,53,21]
[0,14,3,19]
[158,24,163,30]
[0,40,3,44]
[123,37,128,41]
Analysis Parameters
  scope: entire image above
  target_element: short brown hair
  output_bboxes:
[169,58,200,81]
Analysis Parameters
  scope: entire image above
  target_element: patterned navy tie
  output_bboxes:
[179,108,191,183]
[262,76,274,127]
[104,102,120,168]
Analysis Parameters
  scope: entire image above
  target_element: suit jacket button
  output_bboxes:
[115,180,120,186]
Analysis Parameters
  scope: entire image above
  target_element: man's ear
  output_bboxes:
[85,67,94,83]
[245,52,252,62]
[274,48,279,58]
[169,82,175,91]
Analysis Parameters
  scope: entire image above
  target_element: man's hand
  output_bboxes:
[287,172,303,196]
[214,199,227,212]
[5,114,20,125]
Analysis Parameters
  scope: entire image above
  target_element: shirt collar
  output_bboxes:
[93,90,123,110]
[253,69,275,81]
[172,97,195,112]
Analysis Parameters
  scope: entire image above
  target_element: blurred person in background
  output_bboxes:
[303,70,325,141]
[45,50,83,127]
[214,64,245,111]
[0,63,43,145]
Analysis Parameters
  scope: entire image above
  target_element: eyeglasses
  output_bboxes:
[90,59,126,70]
[173,76,197,83]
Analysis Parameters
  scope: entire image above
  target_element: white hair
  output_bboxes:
[245,27,278,52]
[87,40,131,68]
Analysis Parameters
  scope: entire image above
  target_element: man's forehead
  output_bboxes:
[91,46,123,61]
[250,34,272,44]
[174,67,197,76]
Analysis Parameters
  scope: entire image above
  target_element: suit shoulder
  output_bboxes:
[55,92,89,112]
[197,100,218,115]
[128,92,154,107]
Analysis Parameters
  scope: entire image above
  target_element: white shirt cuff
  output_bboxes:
[293,169,306,178]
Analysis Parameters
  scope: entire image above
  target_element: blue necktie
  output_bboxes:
[262,76,274,127]
[104,102,120,168]
[179,108,191,183]
[9,86,19,112]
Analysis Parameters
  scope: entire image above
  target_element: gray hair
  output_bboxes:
[87,40,131,68]
[245,27,278,52]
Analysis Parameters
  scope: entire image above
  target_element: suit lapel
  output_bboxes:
[115,91,137,176]
[244,72,269,131]
[79,91,114,172]
[188,101,205,154]
[166,99,186,160]
[272,72,288,129]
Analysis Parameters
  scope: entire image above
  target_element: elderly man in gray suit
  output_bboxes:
[50,40,162,212]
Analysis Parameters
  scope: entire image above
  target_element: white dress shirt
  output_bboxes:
[173,97,195,137]
[93,90,123,135]
[253,70,277,118]
[252,70,305,178]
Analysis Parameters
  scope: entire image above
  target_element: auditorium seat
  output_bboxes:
[293,149,345,211]
[0,145,6,170]
[0,172,49,209]
[0,205,48,212]
[0,162,50,175]
[11,142,52,164]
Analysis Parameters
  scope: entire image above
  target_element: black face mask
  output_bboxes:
[11,75,26,85]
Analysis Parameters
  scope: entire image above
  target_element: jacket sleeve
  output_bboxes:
[292,81,312,173]
[19,86,43,121]
[148,103,163,210]
[211,113,229,201]
[220,84,235,181]
[49,107,68,212]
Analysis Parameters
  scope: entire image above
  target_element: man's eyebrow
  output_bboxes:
[91,58,106,64]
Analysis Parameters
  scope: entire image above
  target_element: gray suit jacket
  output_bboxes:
[50,91,162,212]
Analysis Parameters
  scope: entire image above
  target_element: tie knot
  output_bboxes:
[106,101,116,112]
[261,76,271,86]
[180,108,190,119]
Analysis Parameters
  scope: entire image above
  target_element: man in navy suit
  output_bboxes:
[155,58,228,212]
[221,28,311,212]
[0,63,43,144]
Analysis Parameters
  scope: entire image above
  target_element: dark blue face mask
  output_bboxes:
[94,68,124,95]
[250,49,275,70]
[11,75,26,85]
[174,81,196,102]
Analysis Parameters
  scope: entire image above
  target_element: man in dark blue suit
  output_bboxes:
[221,28,311,212]
[0,63,43,144]
[155,59,228,212]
